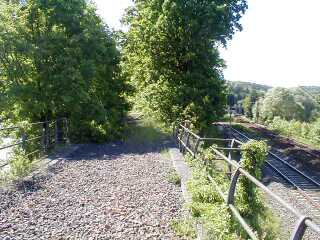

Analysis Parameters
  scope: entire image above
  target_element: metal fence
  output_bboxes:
[174,121,320,240]
[0,118,69,169]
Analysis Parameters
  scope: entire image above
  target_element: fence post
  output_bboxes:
[178,126,184,152]
[65,118,70,144]
[21,131,27,152]
[42,122,48,152]
[55,120,59,145]
[228,139,235,179]
[194,138,201,158]
[185,131,191,154]
[227,167,241,205]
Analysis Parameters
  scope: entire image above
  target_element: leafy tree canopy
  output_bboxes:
[0,0,129,142]
[122,0,247,132]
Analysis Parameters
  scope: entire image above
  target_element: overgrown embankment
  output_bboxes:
[173,139,279,239]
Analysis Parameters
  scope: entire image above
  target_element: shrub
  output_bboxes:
[9,149,34,178]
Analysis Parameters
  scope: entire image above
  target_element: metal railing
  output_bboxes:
[0,118,69,169]
[174,122,320,240]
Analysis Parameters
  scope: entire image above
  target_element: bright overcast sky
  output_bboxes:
[94,0,320,88]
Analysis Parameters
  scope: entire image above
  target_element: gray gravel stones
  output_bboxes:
[262,167,320,240]
[0,142,183,240]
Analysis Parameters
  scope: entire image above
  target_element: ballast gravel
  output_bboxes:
[0,142,183,240]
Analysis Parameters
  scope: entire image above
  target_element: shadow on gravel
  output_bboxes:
[64,117,174,162]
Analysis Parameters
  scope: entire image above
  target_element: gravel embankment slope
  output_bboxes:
[0,142,183,239]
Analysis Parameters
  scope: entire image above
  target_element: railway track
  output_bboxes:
[229,126,320,223]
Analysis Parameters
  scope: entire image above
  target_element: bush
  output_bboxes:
[268,117,320,147]
[179,142,279,239]
[9,149,34,178]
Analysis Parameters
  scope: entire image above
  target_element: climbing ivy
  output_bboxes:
[238,140,268,217]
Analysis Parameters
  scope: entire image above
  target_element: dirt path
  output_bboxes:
[0,140,183,239]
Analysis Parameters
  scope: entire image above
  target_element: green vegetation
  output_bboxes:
[269,117,320,148]
[122,0,247,132]
[230,81,320,148]
[167,169,181,186]
[229,81,271,103]
[171,218,197,239]
[9,149,35,178]
[0,0,129,142]
[177,141,279,239]
[125,115,170,145]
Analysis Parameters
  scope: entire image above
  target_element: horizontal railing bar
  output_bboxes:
[208,173,258,239]
[0,126,20,131]
[212,149,320,234]
[200,138,234,141]
[25,149,41,157]
[0,142,22,151]
[230,127,320,189]
[178,137,196,156]
[179,124,201,139]
[212,147,243,151]
[229,204,259,240]
[176,122,320,238]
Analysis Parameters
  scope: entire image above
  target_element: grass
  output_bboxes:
[125,115,171,145]
[167,169,181,186]
[160,148,170,158]
[171,217,197,239]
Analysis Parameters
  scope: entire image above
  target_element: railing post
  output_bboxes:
[228,139,235,179]
[64,118,70,144]
[55,120,59,145]
[178,126,185,152]
[185,131,191,154]
[194,138,201,158]
[21,132,27,152]
[227,167,241,205]
[42,122,49,152]
[290,216,311,240]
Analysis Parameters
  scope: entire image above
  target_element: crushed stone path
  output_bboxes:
[0,142,183,240]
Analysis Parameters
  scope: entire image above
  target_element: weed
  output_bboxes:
[171,217,197,239]
[126,115,171,145]
[167,169,181,186]
[9,149,34,178]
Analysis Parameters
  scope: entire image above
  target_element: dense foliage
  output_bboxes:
[229,81,271,103]
[122,0,247,131]
[0,0,129,142]
[181,142,278,239]
[269,117,320,148]
[258,88,305,122]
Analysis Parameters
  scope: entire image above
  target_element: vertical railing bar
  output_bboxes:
[227,167,241,205]
[173,123,320,239]
[290,216,311,240]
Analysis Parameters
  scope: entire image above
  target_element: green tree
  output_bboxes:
[242,90,259,118]
[259,88,304,122]
[122,0,247,131]
[0,0,129,142]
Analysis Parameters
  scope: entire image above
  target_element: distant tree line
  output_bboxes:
[229,82,320,147]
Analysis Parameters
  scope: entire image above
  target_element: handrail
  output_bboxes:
[230,126,320,188]
[174,122,320,240]
[0,118,69,169]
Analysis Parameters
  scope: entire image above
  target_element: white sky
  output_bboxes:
[94,0,320,88]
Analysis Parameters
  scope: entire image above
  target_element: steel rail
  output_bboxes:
[229,126,320,211]
[230,126,320,188]
[213,149,320,235]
